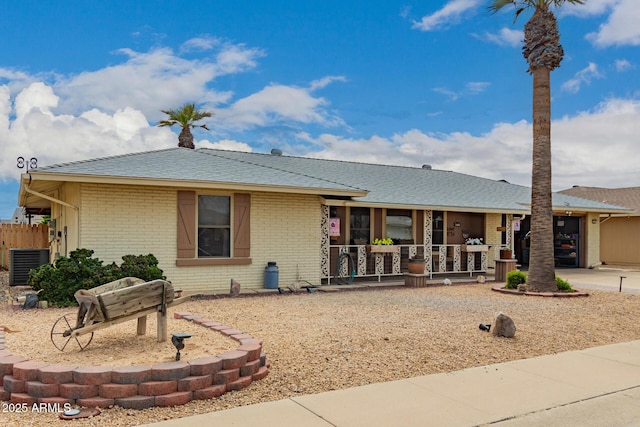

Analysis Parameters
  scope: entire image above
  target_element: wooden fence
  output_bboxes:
[0,224,49,270]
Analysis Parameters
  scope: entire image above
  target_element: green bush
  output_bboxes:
[556,276,575,292]
[505,270,528,289]
[28,249,166,307]
[110,254,166,282]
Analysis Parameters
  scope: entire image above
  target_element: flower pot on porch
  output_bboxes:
[463,244,489,253]
[408,258,426,274]
[500,249,513,260]
[367,245,399,254]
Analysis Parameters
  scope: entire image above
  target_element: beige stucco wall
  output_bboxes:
[585,212,601,268]
[77,183,322,294]
[484,213,506,265]
[47,182,81,261]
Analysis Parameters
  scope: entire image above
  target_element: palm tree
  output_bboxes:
[158,103,213,149]
[490,0,583,292]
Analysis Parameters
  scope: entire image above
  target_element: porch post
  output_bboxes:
[321,205,330,280]
[424,210,433,275]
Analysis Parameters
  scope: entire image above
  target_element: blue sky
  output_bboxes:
[1,0,639,220]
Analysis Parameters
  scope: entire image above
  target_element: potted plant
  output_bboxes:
[499,247,513,259]
[408,256,426,274]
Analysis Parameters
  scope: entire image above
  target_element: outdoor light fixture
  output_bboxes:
[592,219,597,224]
[479,323,491,332]
[171,333,192,361]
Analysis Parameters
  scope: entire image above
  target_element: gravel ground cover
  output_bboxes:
[1,270,640,426]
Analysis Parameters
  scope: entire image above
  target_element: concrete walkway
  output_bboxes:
[142,268,640,427]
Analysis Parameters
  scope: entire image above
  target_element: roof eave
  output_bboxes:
[22,172,368,198]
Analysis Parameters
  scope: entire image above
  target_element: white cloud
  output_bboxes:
[466,81,490,94]
[0,82,177,181]
[561,63,603,94]
[213,43,265,76]
[196,139,253,152]
[0,40,351,184]
[559,0,619,17]
[476,28,523,47]
[412,0,481,31]
[309,76,347,91]
[433,81,490,101]
[180,36,220,53]
[614,59,633,72]
[217,80,345,130]
[53,46,255,122]
[298,98,640,191]
[585,0,640,47]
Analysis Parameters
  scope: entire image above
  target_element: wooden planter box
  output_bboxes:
[367,245,399,254]
[463,245,489,252]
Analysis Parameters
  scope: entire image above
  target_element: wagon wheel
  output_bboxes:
[50,313,94,352]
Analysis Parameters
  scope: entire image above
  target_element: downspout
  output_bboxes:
[23,179,79,258]
[23,182,78,212]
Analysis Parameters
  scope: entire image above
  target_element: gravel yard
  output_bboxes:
[1,270,640,426]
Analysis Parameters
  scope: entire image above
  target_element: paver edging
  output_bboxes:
[0,313,269,409]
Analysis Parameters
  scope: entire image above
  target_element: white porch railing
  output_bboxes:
[326,244,495,283]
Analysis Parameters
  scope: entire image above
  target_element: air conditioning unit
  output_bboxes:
[9,249,50,286]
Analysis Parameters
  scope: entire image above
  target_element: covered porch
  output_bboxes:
[321,205,516,283]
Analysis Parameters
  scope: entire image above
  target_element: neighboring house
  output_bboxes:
[17,148,630,294]
[1,208,45,225]
[559,186,640,266]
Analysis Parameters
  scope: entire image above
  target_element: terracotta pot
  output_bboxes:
[500,249,513,260]
[408,259,426,274]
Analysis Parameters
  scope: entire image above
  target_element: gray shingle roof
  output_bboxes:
[30,148,630,213]
[559,186,639,215]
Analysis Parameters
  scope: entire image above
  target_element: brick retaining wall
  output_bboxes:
[0,312,269,409]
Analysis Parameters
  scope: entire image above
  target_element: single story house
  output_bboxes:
[559,186,640,266]
[18,148,631,294]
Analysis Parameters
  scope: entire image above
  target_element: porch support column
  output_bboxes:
[424,210,433,274]
[506,214,513,249]
[321,205,330,279]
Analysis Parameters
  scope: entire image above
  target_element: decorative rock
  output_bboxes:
[288,282,300,292]
[476,275,486,283]
[443,278,452,285]
[492,312,516,338]
[230,279,241,297]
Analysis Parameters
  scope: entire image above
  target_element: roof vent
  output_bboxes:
[422,164,432,170]
[270,148,283,156]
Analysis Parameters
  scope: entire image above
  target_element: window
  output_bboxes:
[198,196,230,257]
[176,191,251,265]
[432,211,444,244]
[350,207,370,244]
[386,210,412,241]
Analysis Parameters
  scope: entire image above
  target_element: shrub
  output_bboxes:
[505,270,527,289]
[28,249,166,307]
[114,254,166,282]
[556,276,575,292]
[28,249,113,307]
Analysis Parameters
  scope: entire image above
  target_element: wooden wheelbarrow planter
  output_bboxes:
[50,277,189,352]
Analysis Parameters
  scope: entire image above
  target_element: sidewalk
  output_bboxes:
[142,268,640,427]
[143,340,640,427]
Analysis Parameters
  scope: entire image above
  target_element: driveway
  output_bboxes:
[552,267,640,294]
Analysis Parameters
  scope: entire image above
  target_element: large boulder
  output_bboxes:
[492,312,516,338]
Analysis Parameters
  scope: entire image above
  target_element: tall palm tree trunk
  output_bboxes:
[527,66,556,291]
[178,127,195,149]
